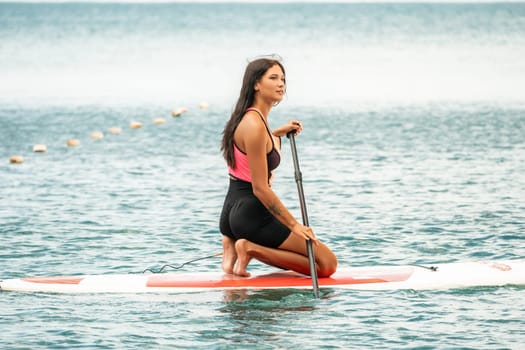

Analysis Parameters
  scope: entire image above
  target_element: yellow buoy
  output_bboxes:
[33,144,47,152]
[90,132,104,140]
[130,121,142,129]
[9,155,24,164]
[172,107,188,117]
[108,127,122,135]
[153,118,165,125]
[67,139,80,147]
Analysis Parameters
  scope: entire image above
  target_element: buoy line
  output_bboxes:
[7,102,208,165]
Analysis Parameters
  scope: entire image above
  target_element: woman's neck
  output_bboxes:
[251,102,271,120]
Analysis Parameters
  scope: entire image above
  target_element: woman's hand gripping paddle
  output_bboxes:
[287,132,320,298]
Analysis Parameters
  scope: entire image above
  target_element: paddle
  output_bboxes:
[287,132,320,298]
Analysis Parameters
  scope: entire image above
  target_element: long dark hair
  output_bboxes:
[221,58,285,168]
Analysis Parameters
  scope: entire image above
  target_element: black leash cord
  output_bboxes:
[411,264,438,272]
[140,252,222,274]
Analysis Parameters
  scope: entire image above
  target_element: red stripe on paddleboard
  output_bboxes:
[22,276,84,285]
[146,267,414,288]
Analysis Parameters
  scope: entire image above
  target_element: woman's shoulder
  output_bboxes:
[235,113,266,148]
[238,111,266,132]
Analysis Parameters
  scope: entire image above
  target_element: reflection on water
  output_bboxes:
[221,288,318,308]
[215,289,319,346]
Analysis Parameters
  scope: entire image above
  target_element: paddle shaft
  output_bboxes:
[287,132,320,298]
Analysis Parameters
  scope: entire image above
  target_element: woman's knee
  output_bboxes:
[318,259,337,277]
[316,247,338,277]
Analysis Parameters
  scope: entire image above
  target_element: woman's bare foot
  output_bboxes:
[233,239,252,277]
[222,236,237,274]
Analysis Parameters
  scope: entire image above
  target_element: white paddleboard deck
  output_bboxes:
[1,260,524,294]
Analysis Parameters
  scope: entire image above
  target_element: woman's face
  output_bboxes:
[254,64,286,104]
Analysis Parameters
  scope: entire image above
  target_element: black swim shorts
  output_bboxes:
[219,179,291,248]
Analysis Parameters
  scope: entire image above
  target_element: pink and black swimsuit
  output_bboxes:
[219,108,291,248]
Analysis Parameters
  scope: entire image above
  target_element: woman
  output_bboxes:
[219,57,338,277]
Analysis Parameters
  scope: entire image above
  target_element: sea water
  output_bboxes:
[1,2,524,349]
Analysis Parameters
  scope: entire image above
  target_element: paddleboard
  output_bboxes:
[1,259,524,294]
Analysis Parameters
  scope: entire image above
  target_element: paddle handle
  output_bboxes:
[287,132,320,299]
